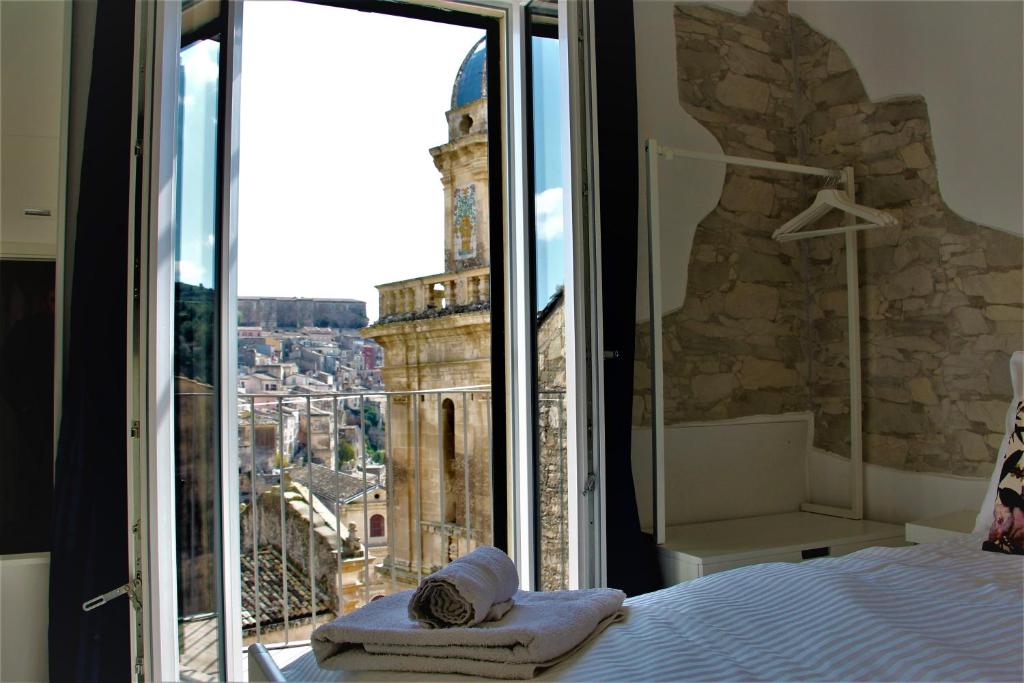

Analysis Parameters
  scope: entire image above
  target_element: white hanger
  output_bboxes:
[772,188,898,242]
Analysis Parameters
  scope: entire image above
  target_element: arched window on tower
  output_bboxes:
[370,514,385,539]
[442,398,459,525]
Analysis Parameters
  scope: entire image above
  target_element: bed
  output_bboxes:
[250,534,1023,682]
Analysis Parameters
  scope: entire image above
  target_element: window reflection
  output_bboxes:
[174,37,223,682]
[529,24,570,591]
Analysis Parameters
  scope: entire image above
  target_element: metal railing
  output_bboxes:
[236,385,532,648]
[170,383,569,657]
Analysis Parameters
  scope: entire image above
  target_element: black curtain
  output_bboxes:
[593,0,663,596]
[49,1,136,679]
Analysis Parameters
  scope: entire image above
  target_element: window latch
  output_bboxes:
[83,576,142,613]
[583,472,596,495]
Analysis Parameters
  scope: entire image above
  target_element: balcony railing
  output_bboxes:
[375,267,490,319]
[174,383,567,673]
[230,384,565,651]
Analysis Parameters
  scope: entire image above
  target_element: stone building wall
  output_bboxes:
[536,293,568,591]
[363,312,494,576]
[634,0,1023,477]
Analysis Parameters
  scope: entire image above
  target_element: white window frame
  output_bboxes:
[132,1,604,679]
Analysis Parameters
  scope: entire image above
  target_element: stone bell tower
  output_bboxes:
[430,37,489,273]
[362,37,493,583]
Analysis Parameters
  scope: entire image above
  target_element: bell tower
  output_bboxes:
[430,38,489,273]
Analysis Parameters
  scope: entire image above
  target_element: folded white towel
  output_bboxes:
[408,545,520,628]
[311,588,627,680]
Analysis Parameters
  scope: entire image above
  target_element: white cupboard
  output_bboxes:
[0,2,69,682]
[1,0,69,258]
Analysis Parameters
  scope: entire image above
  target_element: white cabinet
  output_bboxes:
[904,509,976,544]
[658,511,906,585]
[0,554,50,682]
[1,0,69,258]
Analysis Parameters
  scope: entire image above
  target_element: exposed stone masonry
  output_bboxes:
[634,1,1022,477]
[536,292,568,591]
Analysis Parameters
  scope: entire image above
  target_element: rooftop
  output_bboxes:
[240,546,335,633]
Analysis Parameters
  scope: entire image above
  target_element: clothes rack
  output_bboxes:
[643,138,883,544]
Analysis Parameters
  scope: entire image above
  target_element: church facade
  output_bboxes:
[363,38,568,589]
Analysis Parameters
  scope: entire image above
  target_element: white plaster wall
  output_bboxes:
[632,424,990,529]
[791,0,1023,236]
[632,415,810,529]
[806,449,988,524]
[634,1,752,321]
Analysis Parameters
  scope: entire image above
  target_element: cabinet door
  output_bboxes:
[1,0,67,259]
[1,0,65,139]
[1,134,60,255]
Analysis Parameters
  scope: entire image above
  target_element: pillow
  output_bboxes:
[974,351,1023,534]
[981,399,1023,554]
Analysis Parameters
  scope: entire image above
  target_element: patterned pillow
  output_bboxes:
[982,400,1024,555]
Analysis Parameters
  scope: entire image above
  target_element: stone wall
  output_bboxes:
[634,0,1023,477]
[536,292,568,591]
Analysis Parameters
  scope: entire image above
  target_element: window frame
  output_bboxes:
[132,1,603,680]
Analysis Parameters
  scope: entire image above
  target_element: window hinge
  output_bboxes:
[130,420,140,439]
[582,472,596,495]
[134,141,143,157]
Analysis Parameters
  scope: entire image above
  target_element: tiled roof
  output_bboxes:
[290,463,378,508]
[240,546,334,632]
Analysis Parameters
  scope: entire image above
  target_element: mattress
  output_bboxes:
[273,535,1023,682]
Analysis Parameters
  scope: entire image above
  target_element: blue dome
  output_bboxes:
[451,38,487,109]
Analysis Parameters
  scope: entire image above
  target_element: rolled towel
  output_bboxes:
[409,545,519,628]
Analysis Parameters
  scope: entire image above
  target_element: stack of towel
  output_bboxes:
[311,546,626,679]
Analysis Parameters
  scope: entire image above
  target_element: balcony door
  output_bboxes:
[134,1,604,680]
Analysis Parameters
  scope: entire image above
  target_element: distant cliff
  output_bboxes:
[238,297,368,330]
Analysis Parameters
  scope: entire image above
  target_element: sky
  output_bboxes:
[176,39,220,288]
[237,2,485,321]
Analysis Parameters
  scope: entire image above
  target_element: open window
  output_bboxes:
[133,1,603,679]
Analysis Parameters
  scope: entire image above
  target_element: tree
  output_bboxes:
[337,440,356,467]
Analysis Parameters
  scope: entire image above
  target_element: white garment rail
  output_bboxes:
[644,139,875,545]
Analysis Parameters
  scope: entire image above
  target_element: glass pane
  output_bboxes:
[174,37,223,682]
[529,23,569,590]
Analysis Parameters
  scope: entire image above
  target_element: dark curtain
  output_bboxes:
[594,0,663,596]
[49,1,136,679]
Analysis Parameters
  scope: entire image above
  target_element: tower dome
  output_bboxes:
[451,38,487,109]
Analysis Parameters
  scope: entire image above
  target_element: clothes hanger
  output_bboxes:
[772,185,898,242]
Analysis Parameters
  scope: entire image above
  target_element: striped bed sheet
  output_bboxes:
[273,535,1023,682]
